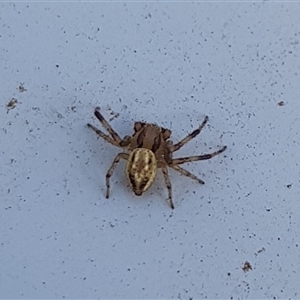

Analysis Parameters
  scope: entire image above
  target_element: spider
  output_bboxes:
[87,107,227,209]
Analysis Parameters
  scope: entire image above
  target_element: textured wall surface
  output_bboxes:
[1,2,299,298]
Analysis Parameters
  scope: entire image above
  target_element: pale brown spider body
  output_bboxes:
[124,123,172,196]
[87,107,226,209]
[126,148,156,196]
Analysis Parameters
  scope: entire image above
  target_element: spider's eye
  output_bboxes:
[134,122,145,132]
[161,128,172,140]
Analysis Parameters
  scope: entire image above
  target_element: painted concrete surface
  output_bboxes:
[1,2,299,299]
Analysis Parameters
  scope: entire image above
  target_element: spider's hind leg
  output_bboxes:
[169,165,205,184]
[161,167,174,209]
[106,152,129,198]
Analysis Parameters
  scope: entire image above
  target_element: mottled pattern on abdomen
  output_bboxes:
[126,148,157,195]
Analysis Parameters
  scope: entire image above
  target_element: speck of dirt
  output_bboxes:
[242,261,252,272]
[18,83,27,92]
[6,98,18,113]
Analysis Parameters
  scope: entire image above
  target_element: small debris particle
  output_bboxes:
[18,83,27,92]
[109,111,120,122]
[255,247,266,256]
[56,112,63,119]
[6,98,18,113]
[278,101,284,106]
[286,184,292,189]
[242,261,252,272]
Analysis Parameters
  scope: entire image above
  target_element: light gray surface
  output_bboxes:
[1,2,299,299]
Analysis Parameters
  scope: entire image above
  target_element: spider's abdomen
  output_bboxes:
[126,148,157,196]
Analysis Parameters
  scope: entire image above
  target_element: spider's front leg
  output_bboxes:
[170,116,209,152]
[87,123,121,148]
[88,107,127,149]
[106,152,129,198]
[94,107,122,143]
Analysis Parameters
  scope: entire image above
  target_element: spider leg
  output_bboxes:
[87,123,121,148]
[106,153,129,198]
[171,146,227,165]
[161,167,174,209]
[119,135,131,147]
[170,116,209,152]
[169,165,205,184]
[94,107,122,143]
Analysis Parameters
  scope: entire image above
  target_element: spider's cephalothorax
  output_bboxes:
[87,106,227,209]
